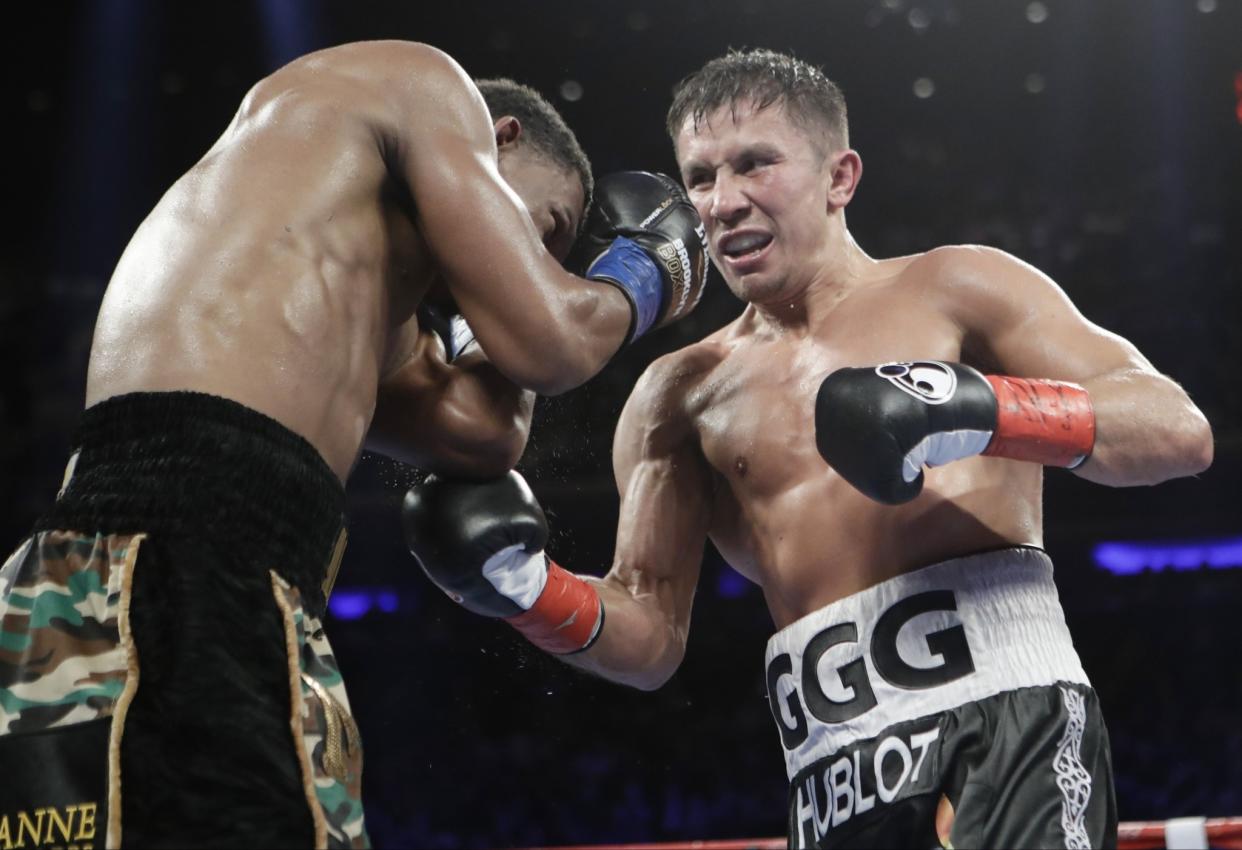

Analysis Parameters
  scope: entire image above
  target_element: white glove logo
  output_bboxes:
[877,361,957,405]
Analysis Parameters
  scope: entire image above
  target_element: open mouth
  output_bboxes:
[720,232,774,263]
[715,233,770,270]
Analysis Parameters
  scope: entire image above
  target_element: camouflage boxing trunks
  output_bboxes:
[766,548,1117,849]
[0,392,368,848]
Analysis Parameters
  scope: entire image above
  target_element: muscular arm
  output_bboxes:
[367,319,534,478]
[940,246,1213,485]
[378,43,632,395]
[560,358,713,690]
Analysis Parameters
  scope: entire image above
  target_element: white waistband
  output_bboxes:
[765,548,1089,779]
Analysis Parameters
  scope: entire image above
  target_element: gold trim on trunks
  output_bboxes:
[322,528,348,602]
[300,673,360,784]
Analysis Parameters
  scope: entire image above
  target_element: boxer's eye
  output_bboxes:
[544,209,574,261]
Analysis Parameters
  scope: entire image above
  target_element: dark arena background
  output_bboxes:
[4,1,1241,848]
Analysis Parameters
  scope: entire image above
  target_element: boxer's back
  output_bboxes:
[87,43,435,479]
[686,251,1044,627]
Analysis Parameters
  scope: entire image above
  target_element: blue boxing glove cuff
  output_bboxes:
[585,237,665,343]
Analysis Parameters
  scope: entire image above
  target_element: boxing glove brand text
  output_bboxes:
[638,197,675,228]
[657,239,693,312]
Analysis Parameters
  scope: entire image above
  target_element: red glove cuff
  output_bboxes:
[505,561,603,655]
[982,375,1095,468]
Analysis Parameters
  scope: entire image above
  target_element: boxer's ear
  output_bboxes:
[826,149,862,210]
[493,115,522,150]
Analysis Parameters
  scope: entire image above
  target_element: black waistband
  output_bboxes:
[37,392,346,612]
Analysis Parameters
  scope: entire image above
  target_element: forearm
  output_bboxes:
[555,574,686,692]
[816,358,1214,505]
[439,172,705,396]
[456,274,632,396]
[1074,368,1213,486]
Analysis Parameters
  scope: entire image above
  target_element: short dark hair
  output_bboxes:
[475,78,593,207]
[666,49,848,154]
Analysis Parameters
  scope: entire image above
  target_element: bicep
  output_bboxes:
[385,54,577,368]
[944,247,1212,483]
[605,380,712,630]
[368,325,533,476]
[407,139,558,302]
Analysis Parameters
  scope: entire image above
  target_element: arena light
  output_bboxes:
[716,567,752,599]
[258,0,324,70]
[328,587,401,620]
[1092,536,1242,575]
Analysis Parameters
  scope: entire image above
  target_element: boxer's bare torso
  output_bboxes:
[659,250,1040,629]
[86,41,585,481]
[564,95,1208,691]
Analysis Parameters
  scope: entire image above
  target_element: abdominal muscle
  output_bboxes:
[711,455,1044,630]
[85,88,426,481]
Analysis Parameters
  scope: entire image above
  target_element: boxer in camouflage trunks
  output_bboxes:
[2,39,705,848]
[1,393,363,848]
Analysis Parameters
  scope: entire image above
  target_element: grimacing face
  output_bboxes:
[497,146,585,263]
[675,100,838,305]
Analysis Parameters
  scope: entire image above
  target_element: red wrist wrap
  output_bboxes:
[505,561,603,655]
[982,375,1095,467]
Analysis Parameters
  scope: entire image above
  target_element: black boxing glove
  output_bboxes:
[815,360,1095,505]
[569,171,709,344]
[402,471,603,654]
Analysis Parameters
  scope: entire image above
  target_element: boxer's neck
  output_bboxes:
[749,223,874,332]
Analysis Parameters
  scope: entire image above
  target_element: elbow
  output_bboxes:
[1182,411,1214,476]
[425,398,532,479]
[481,423,530,474]
[626,666,676,693]
[447,436,526,479]
[467,405,532,474]
[618,640,686,692]
[1142,409,1214,484]
[629,678,667,693]
[443,420,530,479]
[496,433,528,472]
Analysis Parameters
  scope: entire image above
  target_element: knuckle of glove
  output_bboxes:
[602,172,708,326]
[591,172,701,242]
[592,171,683,229]
[400,473,545,618]
[814,368,924,505]
[568,172,710,332]
[815,361,1003,506]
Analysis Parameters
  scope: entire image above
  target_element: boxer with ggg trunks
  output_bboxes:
[0,40,706,848]
[404,49,1214,849]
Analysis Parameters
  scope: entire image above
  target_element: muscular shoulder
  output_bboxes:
[637,339,729,414]
[324,41,480,119]
[264,40,464,94]
[615,340,726,457]
[904,243,1056,295]
[902,243,1072,329]
[239,41,478,137]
